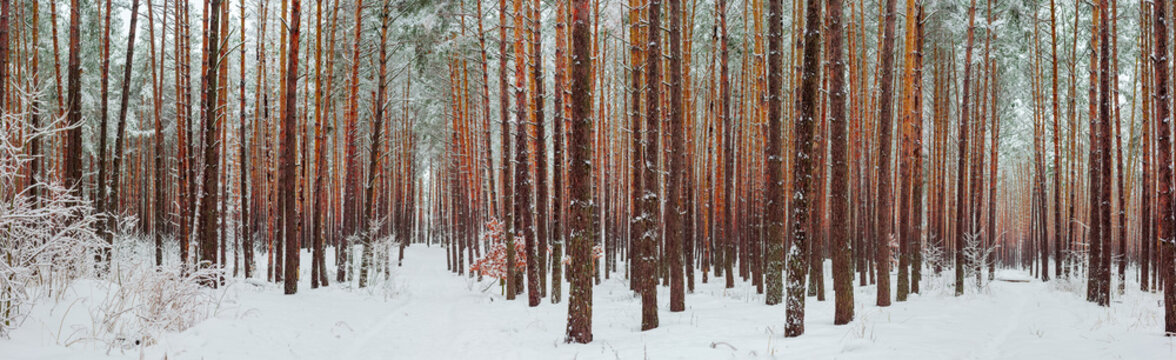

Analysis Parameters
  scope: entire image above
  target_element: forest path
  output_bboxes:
[967,278,1030,360]
[338,245,560,359]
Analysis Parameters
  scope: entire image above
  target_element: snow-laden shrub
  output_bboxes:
[916,244,955,294]
[84,263,227,349]
[961,232,995,293]
[920,241,949,275]
[0,114,105,337]
[363,234,404,299]
[470,218,526,281]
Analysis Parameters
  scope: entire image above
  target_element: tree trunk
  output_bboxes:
[1158,0,1176,326]
[196,0,226,287]
[639,0,662,330]
[109,0,143,266]
[785,0,822,337]
[96,0,113,266]
[1095,0,1112,307]
[146,0,167,267]
[666,0,686,313]
[341,0,364,284]
[359,2,391,289]
[955,0,977,297]
[551,0,567,304]
[764,0,785,308]
[531,0,549,300]
[564,0,594,343]
[498,0,516,301]
[828,0,853,325]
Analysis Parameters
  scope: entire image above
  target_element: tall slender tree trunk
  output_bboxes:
[955,0,977,297]
[785,0,823,337]
[874,0,900,306]
[896,0,918,302]
[498,0,516,301]
[639,0,662,330]
[531,0,549,300]
[0,0,8,112]
[763,0,786,307]
[359,1,391,289]
[341,0,364,284]
[828,0,853,325]
[551,0,567,304]
[718,0,736,294]
[564,0,595,343]
[197,0,226,287]
[147,0,167,267]
[95,0,114,266]
[666,0,686,313]
[109,0,143,261]
[1095,0,1112,307]
[1141,1,1153,291]
[277,0,303,295]
[1159,0,1176,332]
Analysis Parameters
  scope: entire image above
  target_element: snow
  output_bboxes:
[1,246,1173,359]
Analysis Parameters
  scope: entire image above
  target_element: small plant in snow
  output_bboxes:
[82,263,228,349]
[961,232,995,293]
[470,219,526,283]
[920,241,949,276]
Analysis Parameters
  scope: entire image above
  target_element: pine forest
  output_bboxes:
[0,0,1175,358]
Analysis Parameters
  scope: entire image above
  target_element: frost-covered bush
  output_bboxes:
[0,115,105,337]
[86,264,227,349]
[961,232,995,292]
[920,240,949,275]
[470,218,526,281]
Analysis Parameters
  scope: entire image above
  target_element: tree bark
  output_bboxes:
[1159,0,1176,327]
[197,0,226,287]
[828,0,853,325]
[341,0,365,284]
[109,0,143,265]
[763,0,785,308]
[785,0,823,337]
[564,0,594,343]
[639,0,662,330]
[666,0,686,313]
[955,0,977,297]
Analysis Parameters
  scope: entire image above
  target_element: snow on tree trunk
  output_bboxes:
[564,0,595,343]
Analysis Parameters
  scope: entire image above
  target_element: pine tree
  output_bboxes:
[639,0,662,330]
[96,0,114,264]
[551,0,567,304]
[531,0,550,300]
[784,0,823,338]
[146,0,167,268]
[198,0,227,286]
[666,0,686,313]
[763,0,785,308]
[828,0,853,325]
[108,0,143,270]
[955,0,978,297]
[565,0,595,343]
[278,0,303,294]
[341,0,365,284]
[1149,0,1174,330]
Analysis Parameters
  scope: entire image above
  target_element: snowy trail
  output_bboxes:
[325,248,1173,360]
[968,286,1028,360]
[2,246,1173,359]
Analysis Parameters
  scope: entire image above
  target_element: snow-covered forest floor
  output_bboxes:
[1,245,1172,360]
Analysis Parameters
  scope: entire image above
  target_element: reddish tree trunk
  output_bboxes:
[828,0,853,325]
[666,0,686,313]
[639,0,662,330]
[564,0,594,343]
